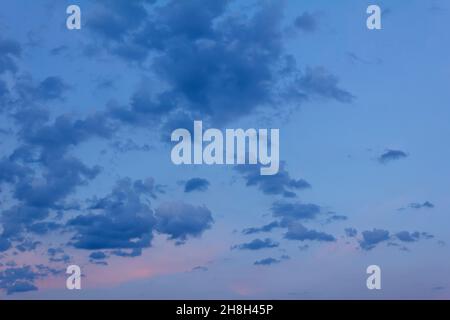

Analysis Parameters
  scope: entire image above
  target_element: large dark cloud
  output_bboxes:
[89,0,353,131]
[236,162,311,198]
[67,178,158,252]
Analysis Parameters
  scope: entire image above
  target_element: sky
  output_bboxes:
[0,0,449,299]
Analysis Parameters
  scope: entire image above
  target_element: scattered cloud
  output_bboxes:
[184,178,210,193]
[378,149,408,164]
[232,238,279,250]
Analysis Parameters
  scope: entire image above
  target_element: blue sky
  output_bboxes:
[0,0,449,299]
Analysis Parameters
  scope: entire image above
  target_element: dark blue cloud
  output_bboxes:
[0,264,61,295]
[111,248,142,258]
[16,113,114,158]
[184,178,210,193]
[0,158,31,184]
[284,223,335,242]
[0,266,37,295]
[35,77,69,101]
[91,0,352,131]
[0,38,21,74]
[0,237,12,252]
[47,248,71,263]
[359,229,390,250]
[409,201,434,209]
[232,238,279,250]
[236,162,311,198]
[155,201,213,244]
[325,213,348,223]
[27,222,61,235]
[396,231,434,242]
[89,0,154,42]
[294,12,318,32]
[254,257,280,266]
[89,251,107,260]
[68,178,157,251]
[242,221,280,235]
[271,201,321,221]
[15,239,40,252]
[345,227,358,238]
[378,149,408,164]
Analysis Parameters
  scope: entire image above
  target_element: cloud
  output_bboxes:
[359,229,390,250]
[67,178,157,251]
[325,214,348,223]
[89,251,107,260]
[0,158,31,184]
[16,113,114,158]
[111,248,142,258]
[271,201,321,221]
[294,12,318,32]
[378,149,408,164]
[191,266,208,272]
[232,238,279,250]
[236,162,311,198]
[155,201,213,244]
[27,222,61,235]
[284,222,335,242]
[15,239,41,252]
[91,0,352,130]
[0,236,12,252]
[345,228,358,238]
[0,266,37,295]
[254,257,280,266]
[47,248,71,263]
[184,178,210,193]
[0,38,21,74]
[409,201,434,209]
[0,264,62,295]
[242,221,280,235]
[296,67,355,103]
[396,231,434,242]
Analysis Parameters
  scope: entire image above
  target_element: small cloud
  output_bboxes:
[284,222,335,242]
[294,12,318,33]
[378,149,408,164]
[254,257,280,266]
[242,221,280,235]
[345,227,358,238]
[191,266,208,272]
[359,229,390,250]
[232,238,279,251]
[409,201,434,209]
[89,251,107,260]
[298,244,309,251]
[184,178,210,193]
